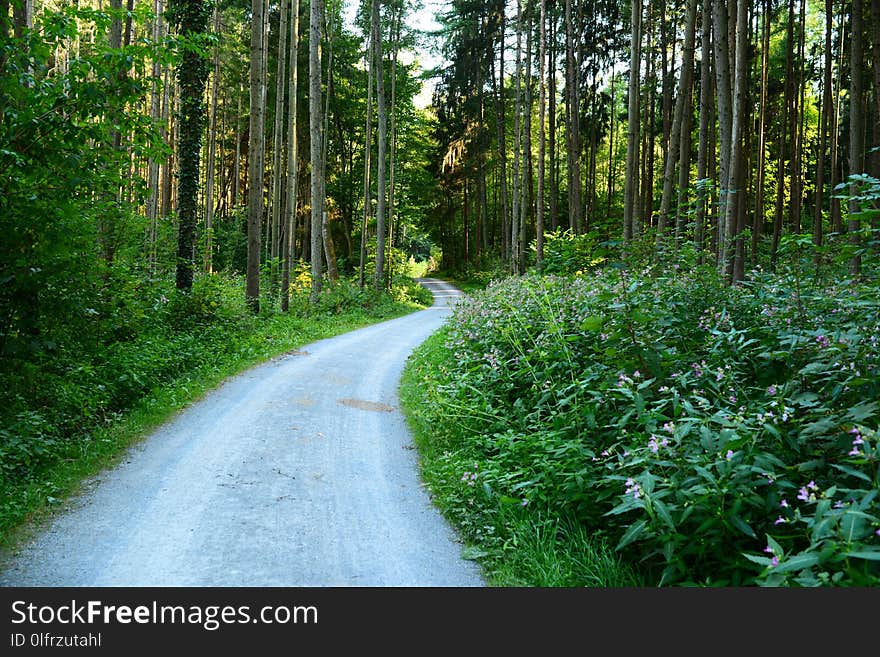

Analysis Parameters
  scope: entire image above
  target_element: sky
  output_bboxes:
[341,0,444,109]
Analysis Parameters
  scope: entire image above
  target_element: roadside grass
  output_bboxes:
[0,276,428,553]
[399,329,642,587]
[400,257,880,587]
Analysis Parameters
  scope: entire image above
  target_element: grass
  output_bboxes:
[399,329,642,587]
[0,293,426,554]
[399,257,880,587]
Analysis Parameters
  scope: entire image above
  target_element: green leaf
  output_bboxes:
[727,513,757,538]
[581,316,604,332]
[846,401,878,422]
[831,463,872,483]
[615,519,648,551]
[652,499,676,530]
[774,553,822,574]
[844,550,880,561]
[841,511,871,542]
[743,553,774,567]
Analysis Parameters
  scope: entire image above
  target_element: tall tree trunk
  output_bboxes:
[511,0,523,272]
[387,8,400,286]
[146,0,164,275]
[814,0,833,255]
[161,66,174,220]
[658,0,697,245]
[492,13,510,260]
[771,0,795,265]
[871,0,880,247]
[281,0,301,312]
[233,82,242,207]
[713,0,733,273]
[790,0,806,234]
[203,5,221,274]
[728,0,749,283]
[674,0,699,245]
[172,0,209,292]
[850,0,865,276]
[753,0,770,264]
[537,0,547,266]
[606,67,616,218]
[246,0,265,310]
[623,0,642,241]
[548,7,558,231]
[830,11,846,234]
[321,14,338,282]
[564,0,582,233]
[309,0,326,301]
[372,0,387,290]
[522,0,533,270]
[642,12,655,228]
[270,0,290,286]
[359,27,373,290]
[695,0,711,256]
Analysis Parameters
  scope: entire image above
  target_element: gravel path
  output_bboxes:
[0,278,483,586]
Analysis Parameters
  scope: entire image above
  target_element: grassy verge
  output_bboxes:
[400,329,642,587]
[400,259,880,587]
[0,276,427,552]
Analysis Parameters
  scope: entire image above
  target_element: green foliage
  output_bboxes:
[0,7,166,364]
[536,230,617,276]
[402,259,880,586]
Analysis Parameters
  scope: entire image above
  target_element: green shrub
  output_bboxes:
[537,230,616,275]
[405,262,880,586]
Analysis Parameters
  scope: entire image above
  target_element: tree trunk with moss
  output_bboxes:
[170,0,210,292]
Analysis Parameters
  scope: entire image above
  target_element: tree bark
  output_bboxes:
[537,0,547,266]
[359,27,373,290]
[713,0,733,273]
[623,0,642,241]
[813,0,833,255]
[246,0,266,309]
[372,0,387,290]
[309,0,326,302]
[270,0,290,283]
[321,14,338,282]
[850,0,865,277]
[204,5,221,275]
[564,0,582,233]
[728,0,749,283]
[695,0,711,257]
[173,0,209,292]
[281,0,301,312]
[511,0,523,272]
[658,0,697,245]
[674,0,699,245]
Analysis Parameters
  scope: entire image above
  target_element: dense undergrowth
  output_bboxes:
[0,270,429,546]
[402,246,879,586]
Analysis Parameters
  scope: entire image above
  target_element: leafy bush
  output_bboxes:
[405,262,880,586]
[537,230,616,275]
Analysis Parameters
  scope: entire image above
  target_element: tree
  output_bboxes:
[850,0,865,277]
[536,0,547,266]
[281,0,302,312]
[623,0,642,241]
[372,0,388,290]
[310,0,326,302]
[169,0,211,291]
[564,0,582,233]
[246,0,265,310]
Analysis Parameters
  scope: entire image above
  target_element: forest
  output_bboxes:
[1,0,879,586]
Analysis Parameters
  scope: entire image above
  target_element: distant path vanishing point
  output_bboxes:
[0,278,484,586]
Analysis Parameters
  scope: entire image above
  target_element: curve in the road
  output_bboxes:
[0,278,484,587]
